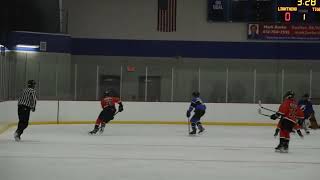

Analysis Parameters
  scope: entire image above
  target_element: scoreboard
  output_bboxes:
[208,0,320,23]
[277,0,320,23]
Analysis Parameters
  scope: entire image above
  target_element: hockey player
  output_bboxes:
[270,90,304,153]
[298,93,314,134]
[89,90,123,135]
[186,92,206,135]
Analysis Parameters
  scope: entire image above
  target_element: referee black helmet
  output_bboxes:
[27,80,36,88]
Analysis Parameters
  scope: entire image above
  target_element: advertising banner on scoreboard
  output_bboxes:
[247,23,320,40]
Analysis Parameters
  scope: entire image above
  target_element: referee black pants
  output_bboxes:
[16,105,31,136]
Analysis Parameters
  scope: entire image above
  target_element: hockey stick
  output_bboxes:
[187,117,190,134]
[258,100,277,113]
[258,108,272,117]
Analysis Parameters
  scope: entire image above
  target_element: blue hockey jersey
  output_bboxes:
[298,99,314,119]
[188,97,206,112]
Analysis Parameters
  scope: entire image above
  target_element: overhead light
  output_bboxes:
[16,44,39,49]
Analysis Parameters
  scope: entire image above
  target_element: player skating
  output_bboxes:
[298,93,314,134]
[89,90,123,135]
[186,92,206,135]
[270,90,304,153]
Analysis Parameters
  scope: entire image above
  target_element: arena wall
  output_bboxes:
[0,101,16,133]
[63,0,246,41]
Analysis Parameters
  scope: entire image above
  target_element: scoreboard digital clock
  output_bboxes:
[277,0,320,23]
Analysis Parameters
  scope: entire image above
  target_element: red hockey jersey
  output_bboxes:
[278,98,304,124]
[100,96,121,109]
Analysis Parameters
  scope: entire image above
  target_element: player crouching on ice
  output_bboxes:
[186,92,206,135]
[89,90,123,135]
[270,90,304,153]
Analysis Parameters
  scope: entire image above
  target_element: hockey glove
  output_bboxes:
[186,111,191,118]
[297,129,304,138]
[270,114,279,120]
[118,103,124,112]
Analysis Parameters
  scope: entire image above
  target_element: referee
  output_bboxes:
[14,80,37,141]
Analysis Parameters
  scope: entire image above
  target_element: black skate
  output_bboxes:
[280,147,288,153]
[196,122,205,135]
[279,139,289,153]
[275,146,288,153]
[189,123,197,136]
[89,125,100,135]
[275,145,282,152]
[14,132,21,142]
[198,127,205,135]
[98,127,105,135]
[89,128,99,135]
[189,130,197,135]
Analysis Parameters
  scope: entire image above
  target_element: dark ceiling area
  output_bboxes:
[0,0,60,44]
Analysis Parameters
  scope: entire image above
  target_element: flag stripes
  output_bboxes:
[157,0,177,32]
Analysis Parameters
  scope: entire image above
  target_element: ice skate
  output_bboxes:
[280,147,289,153]
[280,139,289,153]
[14,132,21,142]
[275,138,285,153]
[198,126,205,135]
[189,130,197,135]
[196,122,205,135]
[274,144,282,152]
[189,124,197,135]
[89,125,99,135]
[98,126,105,135]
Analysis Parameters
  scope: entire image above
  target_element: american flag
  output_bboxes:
[157,0,177,32]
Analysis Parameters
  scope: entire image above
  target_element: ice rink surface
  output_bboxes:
[0,124,320,180]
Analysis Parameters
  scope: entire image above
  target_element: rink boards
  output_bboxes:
[1,101,319,134]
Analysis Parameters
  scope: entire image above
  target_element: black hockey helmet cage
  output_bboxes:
[27,80,36,88]
[284,90,295,99]
[192,91,200,97]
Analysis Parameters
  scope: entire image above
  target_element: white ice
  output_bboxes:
[0,124,320,180]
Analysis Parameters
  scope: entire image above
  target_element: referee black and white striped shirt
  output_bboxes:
[18,88,37,109]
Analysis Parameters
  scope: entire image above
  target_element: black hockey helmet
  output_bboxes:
[284,90,295,99]
[192,91,200,97]
[27,80,36,88]
[104,89,112,97]
[303,93,310,98]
